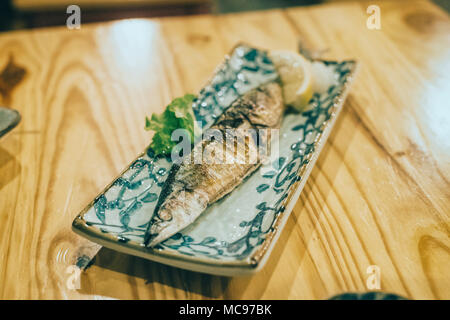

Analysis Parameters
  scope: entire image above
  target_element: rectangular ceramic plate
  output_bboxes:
[72,44,358,276]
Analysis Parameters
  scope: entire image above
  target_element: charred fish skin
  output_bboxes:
[144,82,283,247]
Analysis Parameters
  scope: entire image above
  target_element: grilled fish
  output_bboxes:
[144,81,284,246]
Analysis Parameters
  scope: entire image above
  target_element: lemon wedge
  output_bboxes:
[269,50,314,111]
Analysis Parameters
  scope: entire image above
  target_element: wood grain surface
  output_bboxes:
[0,0,449,299]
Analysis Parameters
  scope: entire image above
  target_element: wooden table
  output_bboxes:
[0,0,449,300]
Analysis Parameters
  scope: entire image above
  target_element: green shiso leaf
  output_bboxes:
[145,94,198,157]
